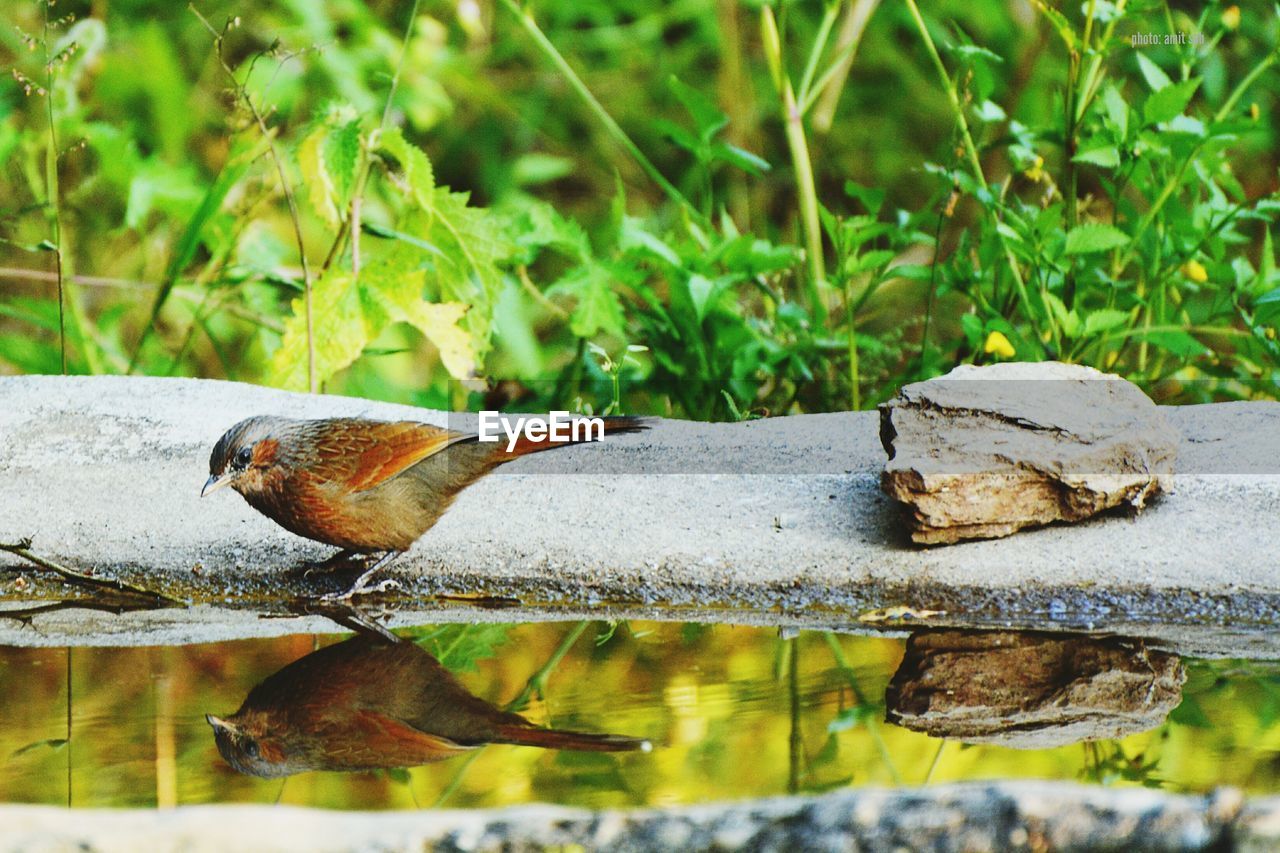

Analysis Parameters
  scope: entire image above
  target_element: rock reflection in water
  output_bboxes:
[885,630,1185,749]
[207,635,651,778]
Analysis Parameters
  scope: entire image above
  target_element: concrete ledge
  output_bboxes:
[1,376,1279,651]
[1,782,1274,852]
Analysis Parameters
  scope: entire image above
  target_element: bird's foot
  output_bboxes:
[319,577,400,603]
[316,551,403,602]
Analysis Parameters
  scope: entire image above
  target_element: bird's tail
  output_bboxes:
[491,722,653,753]
[501,415,649,459]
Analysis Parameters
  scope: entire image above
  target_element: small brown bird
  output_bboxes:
[207,634,651,777]
[202,414,645,597]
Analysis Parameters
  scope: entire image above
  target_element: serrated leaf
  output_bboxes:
[1136,53,1172,91]
[620,217,681,266]
[547,263,626,338]
[268,251,480,389]
[1073,146,1120,168]
[360,257,478,379]
[1083,308,1130,336]
[1102,85,1129,140]
[1064,223,1129,254]
[268,269,368,390]
[377,127,435,208]
[1143,79,1200,125]
[298,108,361,229]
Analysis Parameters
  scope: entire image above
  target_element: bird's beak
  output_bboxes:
[205,714,236,733]
[202,473,234,497]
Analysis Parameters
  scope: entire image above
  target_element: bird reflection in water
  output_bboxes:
[207,635,652,778]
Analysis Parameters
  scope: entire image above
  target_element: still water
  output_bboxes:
[1,621,1278,809]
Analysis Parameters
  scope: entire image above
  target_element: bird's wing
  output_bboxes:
[351,709,478,763]
[337,421,473,493]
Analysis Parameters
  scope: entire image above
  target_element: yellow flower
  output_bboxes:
[1251,102,1260,121]
[983,330,1016,359]
[1222,6,1240,30]
[1266,327,1276,341]
[1023,155,1045,182]
[1181,259,1208,283]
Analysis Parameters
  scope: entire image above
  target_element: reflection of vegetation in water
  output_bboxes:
[3,624,1280,809]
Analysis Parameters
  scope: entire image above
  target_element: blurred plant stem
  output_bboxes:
[432,621,590,807]
[495,0,704,226]
[40,1,95,375]
[811,0,879,132]
[787,634,802,794]
[903,0,1052,352]
[761,6,828,327]
[822,631,902,784]
[187,6,315,391]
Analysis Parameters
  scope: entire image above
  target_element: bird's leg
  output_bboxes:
[319,550,404,602]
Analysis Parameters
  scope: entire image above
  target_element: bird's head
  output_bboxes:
[203,416,286,499]
[206,711,293,778]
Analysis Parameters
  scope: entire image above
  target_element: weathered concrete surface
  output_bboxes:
[1,375,1279,651]
[0,782,1271,852]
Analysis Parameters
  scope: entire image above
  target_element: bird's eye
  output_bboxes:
[244,739,260,759]
[234,447,253,468]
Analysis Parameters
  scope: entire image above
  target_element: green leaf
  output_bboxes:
[361,221,446,259]
[403,623,513,673]
[1138,329,1209,357]
[1064,223,1129,254]
[711,142,770,175]
[298,107,362,229]
[547,263,626,338]
[1073,146,1120,168]
[11,738,68,758]
[843,181,886,216]
[267,268,369,390]
[1143,79,1200,125]
[1083,308,1130,336]
[668,75,728,142]
[827,704,877,733]
[1102,85,1129,140]
[1044,291,1080,338]
[620,217,681,266]
[1136,53,1172,91]
[1033,2,1077,51]
[376,127,435,208]
[361,255,478,379]
[512,153,575,186]
[267,252,480,390]
[1169,696,1212,728]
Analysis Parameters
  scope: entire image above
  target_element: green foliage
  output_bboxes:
[401,622,513,673]
[0,0,1277,410]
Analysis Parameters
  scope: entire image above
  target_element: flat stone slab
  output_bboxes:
[0,782,1271,852]
[1,375,1279,652]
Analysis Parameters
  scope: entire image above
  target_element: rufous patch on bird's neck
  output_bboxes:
[252,438,280,466]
